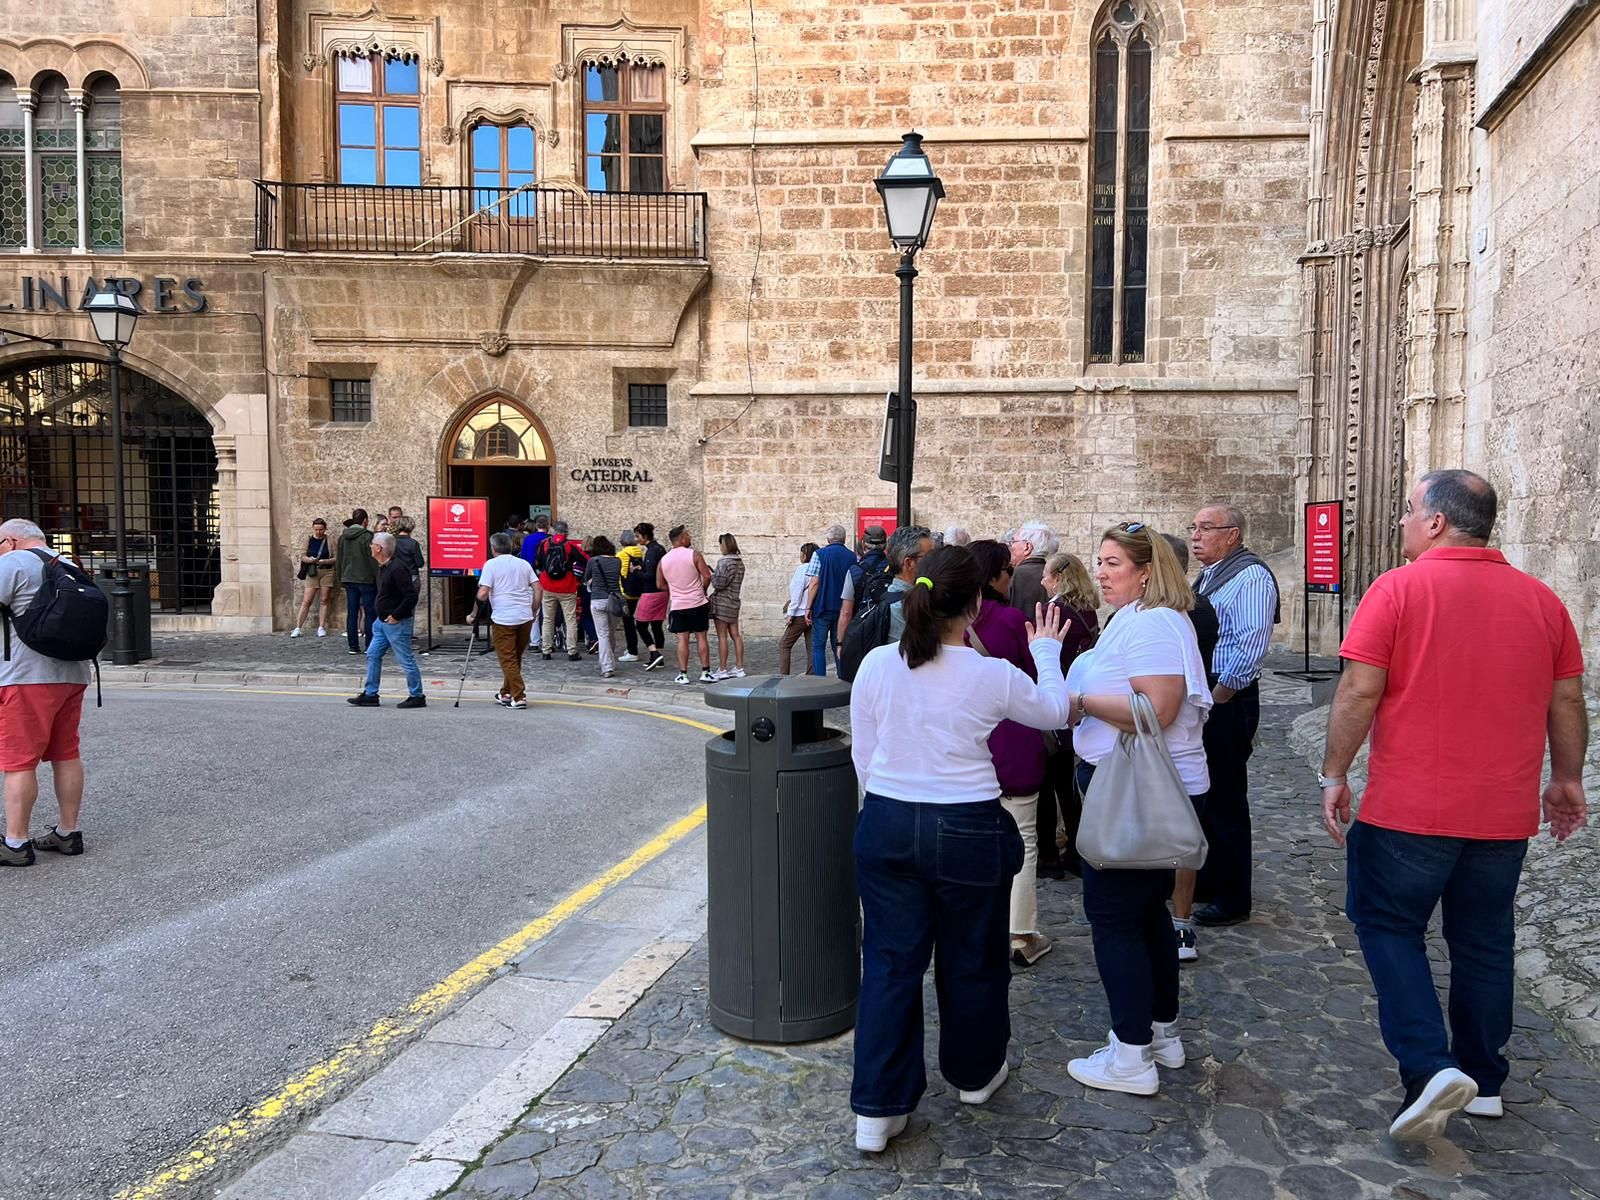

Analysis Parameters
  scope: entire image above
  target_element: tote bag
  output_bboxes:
[1076,692,1208,871]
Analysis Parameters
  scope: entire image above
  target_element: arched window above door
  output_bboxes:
[446,397,550,464]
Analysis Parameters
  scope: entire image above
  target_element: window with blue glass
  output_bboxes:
[336,53,421,185]
[581,62,666,193]
[470,122,536,217]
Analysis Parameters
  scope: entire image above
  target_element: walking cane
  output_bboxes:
[455,611,479,708]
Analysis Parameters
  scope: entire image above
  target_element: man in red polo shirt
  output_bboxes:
[1320,469,1588,1142]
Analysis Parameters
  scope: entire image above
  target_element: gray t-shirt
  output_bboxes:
[0,549,95,687]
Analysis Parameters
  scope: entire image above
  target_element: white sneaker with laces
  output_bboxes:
[699,669,716,683]
[1151,1020,1186,1068]
[1464,1095,1503,1118]
[728,666,747,678]
[317,626,327,637]
[619,653,639,662]
[1068,1032,1159,1096]
[855,1113,908,1153]
[674,672,690,685]
[959,1060,1009,1105]
[288,628,302,638]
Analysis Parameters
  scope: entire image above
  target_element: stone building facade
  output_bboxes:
[3,0,1589,651]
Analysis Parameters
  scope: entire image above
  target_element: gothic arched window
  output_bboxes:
[1089,1,1153,364]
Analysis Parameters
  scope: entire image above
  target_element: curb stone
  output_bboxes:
[351,940,698,1200]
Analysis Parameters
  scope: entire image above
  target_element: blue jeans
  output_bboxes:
[345,582,377,651]
[1345,821,1528,1095]
[851,794,1024,1117]
[809,610,840,677]
[363,617,422,698]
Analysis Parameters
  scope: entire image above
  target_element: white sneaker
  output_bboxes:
[1068,1032,1159,1096]
[1010,933,1052,967]
[710,669,729,680]
[854,1113,908,1153]
[288,628,302,638]
[674,672,690,685]
[1389,1067,1478,1141]
[317,626,327,637]
[728,666,747,678]
[618,653,639,662]
[1175,926,1198,963]
[1464,1095,1503,1118]
[1151,1020,1186,1068]
[699,670,716,683]
[958,1060,1009,1105]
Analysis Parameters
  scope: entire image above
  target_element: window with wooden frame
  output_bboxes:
[335,53,421,186]
[1088,1,1153,365]
[470,122,537,217]
[582,62,666,194]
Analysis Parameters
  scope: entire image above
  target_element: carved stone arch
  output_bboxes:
[437,391,556,475]
[0,336,230,432]
[1084,0,1182,53]
[457,105,546,151]
[0,37,150,91]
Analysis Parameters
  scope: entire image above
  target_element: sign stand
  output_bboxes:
[425,495,489,652]
[1280,499,1345,682]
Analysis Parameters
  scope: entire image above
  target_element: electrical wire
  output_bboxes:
[697,0,763,446]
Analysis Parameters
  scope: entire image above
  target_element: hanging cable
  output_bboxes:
[697,0,763,446]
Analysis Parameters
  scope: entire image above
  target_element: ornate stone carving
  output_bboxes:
[580,47,668,69]
[553,62,570,81]
[677,65,691,84]
[427,56,444,76]
[440,126,455,144]
[546,127,560,147]
[302,51,324,71]
[328,40,420,63]
[478,331,509,358]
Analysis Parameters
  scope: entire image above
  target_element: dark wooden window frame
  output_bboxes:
[581,62,668,194]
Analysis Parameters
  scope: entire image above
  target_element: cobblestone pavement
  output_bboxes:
[448,676,1600,1200]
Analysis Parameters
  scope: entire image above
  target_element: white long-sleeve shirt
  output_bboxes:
[850,639,1071,804]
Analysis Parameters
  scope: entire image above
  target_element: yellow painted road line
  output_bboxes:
[114,705,716,1200]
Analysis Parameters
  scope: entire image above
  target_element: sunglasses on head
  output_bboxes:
[1119,521,1147,534]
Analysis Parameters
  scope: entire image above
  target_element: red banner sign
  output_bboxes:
[856,507,898,544]
[1305,500,1343,592]
[427,495,489,576]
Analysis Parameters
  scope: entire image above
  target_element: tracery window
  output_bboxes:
[84,76,123,250]
[0,74,22,248]
[1088,2,1153,365]
[449,398,549,463]
[1,71,123,252]
[582,62,666,193]
[336,53,421,185]
[34,74,75,249]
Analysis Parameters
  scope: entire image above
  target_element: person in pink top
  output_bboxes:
[657,525,714,685]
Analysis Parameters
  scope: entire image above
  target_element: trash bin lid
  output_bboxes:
[704,673,852,713]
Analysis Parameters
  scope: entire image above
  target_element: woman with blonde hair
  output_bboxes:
[1063,522,1211,1097]
[1037,551,1101,879]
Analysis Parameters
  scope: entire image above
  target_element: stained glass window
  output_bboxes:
[449,399,549,463]
[34,75,76,249]
[1087,8,1155,365]
[582,63,667,193]
[0,73,21,248]
[86,76,123,250]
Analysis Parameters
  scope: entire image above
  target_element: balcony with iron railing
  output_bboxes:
[253,182,708,261]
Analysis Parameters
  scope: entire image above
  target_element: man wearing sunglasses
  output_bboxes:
[0,520,94,867]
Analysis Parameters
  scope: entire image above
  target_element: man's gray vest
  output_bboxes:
[1196,548,1281,624]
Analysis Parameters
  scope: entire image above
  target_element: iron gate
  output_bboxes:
[0,358,220,613]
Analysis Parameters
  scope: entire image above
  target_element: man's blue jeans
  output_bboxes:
[851,794,1023,1117]
[1345,821,1528,1096]
[363,617,422,698]
[345,582,377,651]
[809,610,839,677]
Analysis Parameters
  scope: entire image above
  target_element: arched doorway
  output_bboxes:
[440,395,553,619]
[0,357,220,612]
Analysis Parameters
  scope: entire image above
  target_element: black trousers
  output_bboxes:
[1196,681,1259,915]
[620,600,639,656]
[1036,736,1079,871]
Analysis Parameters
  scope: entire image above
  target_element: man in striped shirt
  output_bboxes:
[1189,503,1280,928]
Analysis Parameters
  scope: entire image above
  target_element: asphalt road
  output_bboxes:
[0,685,711,1200]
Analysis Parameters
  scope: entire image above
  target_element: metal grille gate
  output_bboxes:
[0,358,220,613]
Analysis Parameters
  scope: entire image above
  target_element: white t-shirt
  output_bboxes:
[477,554,536,626]
[786,564,810,617]
[851,640,1071,804]
[1065,604,1212,794]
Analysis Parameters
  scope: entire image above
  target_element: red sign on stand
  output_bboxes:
[1305,500,1343,593]
[856,508,898,544]
[427,496,489,576]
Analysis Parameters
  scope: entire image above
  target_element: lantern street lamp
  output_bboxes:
[84,287,142,665]
[873,132,944,528]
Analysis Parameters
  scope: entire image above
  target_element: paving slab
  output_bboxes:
[217,1132,413,1200]
[511,917,660,984]
[423,977,591,1050]
[308,1042,520,1143]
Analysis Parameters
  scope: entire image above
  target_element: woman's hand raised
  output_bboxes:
[1025,602,1071,645]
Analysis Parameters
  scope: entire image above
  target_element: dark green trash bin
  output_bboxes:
[95,564,152,662]
[704,674,859,1043]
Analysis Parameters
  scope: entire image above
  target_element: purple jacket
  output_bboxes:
[968,597,1047,796]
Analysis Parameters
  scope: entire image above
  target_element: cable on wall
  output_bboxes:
[696,0,763,446]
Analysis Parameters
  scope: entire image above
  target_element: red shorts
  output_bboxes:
[0,683,87,772]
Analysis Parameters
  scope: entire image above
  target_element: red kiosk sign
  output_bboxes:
[1305,500,1343,592]
[427,496,489,576]
[856,507,898,543]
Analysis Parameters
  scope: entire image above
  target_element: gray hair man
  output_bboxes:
[943,525,970,547]
[881,525,933,642]
[1007,521,1058,619]
[0,519,93,867]
[1188,501,1280,933]
[1321,469,1587,1139]
[348,530,426,708]
[801,523,859,677]
[475,530,538,707]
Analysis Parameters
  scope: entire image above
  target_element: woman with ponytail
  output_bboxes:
[847,544,1073,1153]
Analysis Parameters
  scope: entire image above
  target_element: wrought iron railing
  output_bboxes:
[253,182,707,260]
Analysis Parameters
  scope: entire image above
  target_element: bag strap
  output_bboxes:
[967,625,991,657]
[1128,691,1161,737]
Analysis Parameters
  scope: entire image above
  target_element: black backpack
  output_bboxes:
[839,592,904,683]
[2,548,109,664]
[539,539,572,582]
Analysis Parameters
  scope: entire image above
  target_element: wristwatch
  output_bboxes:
[1317,772,1346,789]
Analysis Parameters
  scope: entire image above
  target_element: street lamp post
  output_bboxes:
[874,132,944,529]
[84,288,142,666]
